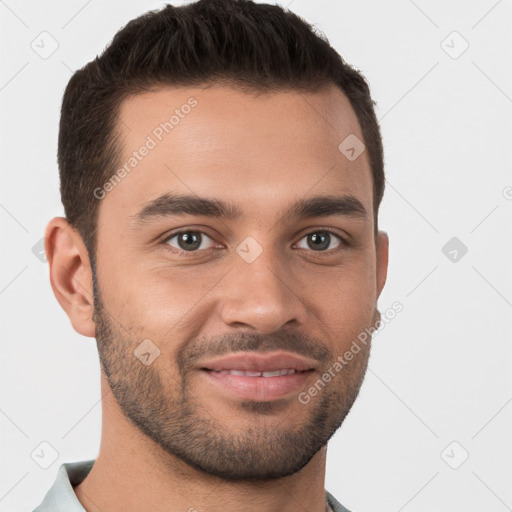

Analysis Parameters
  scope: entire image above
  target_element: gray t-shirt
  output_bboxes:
[32,460,353,512]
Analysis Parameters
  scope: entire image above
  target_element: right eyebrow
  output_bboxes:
[129,193,246,228]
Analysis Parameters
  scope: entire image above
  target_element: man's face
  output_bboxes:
[91,83,387,480]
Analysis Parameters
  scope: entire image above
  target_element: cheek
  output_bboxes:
[324,285,375,332]
[104,266,220,349]
[305,262,377,342]
[98,239,378,351]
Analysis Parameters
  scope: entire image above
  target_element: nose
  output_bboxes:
[218,246,309,335]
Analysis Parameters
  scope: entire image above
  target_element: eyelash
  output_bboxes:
[161,228,348,257]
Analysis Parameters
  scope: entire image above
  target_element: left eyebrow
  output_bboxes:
[128,192,368,228]
[280,194,368,223]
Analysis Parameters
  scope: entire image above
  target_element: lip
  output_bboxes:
[198,351,317,401]
[198,351,317,372]
[202,369,314,401]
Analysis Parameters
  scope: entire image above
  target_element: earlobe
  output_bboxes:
[44,217,96,338]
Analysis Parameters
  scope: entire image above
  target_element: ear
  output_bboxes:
[375,230,389,299]
[44,217,96,338]
[372,230,389,324]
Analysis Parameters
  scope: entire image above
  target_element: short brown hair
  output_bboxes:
[58,0,385,267]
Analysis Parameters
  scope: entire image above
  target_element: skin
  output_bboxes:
[45,82,388,512]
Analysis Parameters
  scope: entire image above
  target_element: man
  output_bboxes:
[36,0,388,510]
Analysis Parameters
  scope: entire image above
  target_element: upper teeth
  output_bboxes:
[215,369,297,377]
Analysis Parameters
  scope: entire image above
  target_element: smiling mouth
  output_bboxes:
[203,368,310,377]
[200,367,315,401]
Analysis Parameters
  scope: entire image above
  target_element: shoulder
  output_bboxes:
[326,490,357,512]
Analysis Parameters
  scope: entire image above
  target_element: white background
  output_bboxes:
[1,0,511,511]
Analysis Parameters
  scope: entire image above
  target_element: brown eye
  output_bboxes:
[165,230,216,252]
[295,230,344,252]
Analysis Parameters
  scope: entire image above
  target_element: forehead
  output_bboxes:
[104,83,373,224]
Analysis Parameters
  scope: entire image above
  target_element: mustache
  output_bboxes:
[178,331,332,372]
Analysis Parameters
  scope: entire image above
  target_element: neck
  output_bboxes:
[74,379,329,512]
